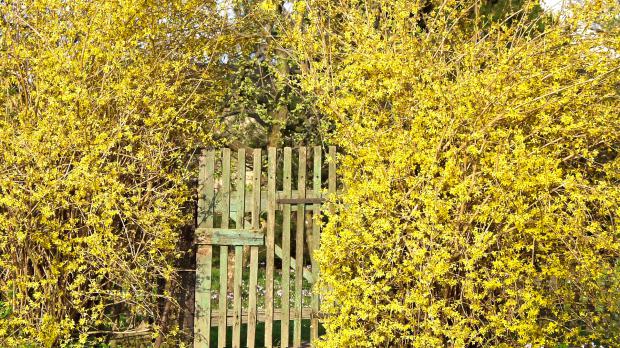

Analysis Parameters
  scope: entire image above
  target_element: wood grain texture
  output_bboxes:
[218,148,231,348]
[194,146,336,347]
[196,230,263,246]
[194,150,215,348]
[294,147,307,347]
[233,149,246,348]
[281,147,292,348]
[265,147,276,348]
[247,149,261,348]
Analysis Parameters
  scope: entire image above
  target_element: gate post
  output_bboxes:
[194,150,215,348]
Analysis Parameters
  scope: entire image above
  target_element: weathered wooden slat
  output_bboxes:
[214,189,336,214]
[247,149,261,348]
[218,148,231,348]
[196,230,264,246]
[233,149,246,348]
[196,228,261,234]
[311,146,322,342]
[294,147,306,347]
[265,147,276,348]
[210,308,316,327]
[276,197,325,204]
[195,146,336,347]
[281,147,292,348]
[233,248,243,346]
[194,150,215,348]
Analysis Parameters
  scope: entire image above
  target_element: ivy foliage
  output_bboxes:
[293,0,620,346]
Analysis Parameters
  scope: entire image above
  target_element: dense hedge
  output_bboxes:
[294,0,620,346]
[0,1,235,345]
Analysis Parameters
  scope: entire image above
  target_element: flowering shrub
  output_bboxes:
[293,0,620,346]
[0,0,237,345]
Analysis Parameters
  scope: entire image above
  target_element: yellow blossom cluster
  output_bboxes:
[0,0,239,345]
[293,0,620,346]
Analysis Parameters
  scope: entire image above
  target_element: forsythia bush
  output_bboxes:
[294,0,620,346]
[0,1,236,345]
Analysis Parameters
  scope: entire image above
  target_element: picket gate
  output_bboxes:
[194,146,337,348]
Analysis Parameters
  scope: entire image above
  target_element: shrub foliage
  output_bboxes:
[0,0,237,345]
[294,0,620,346]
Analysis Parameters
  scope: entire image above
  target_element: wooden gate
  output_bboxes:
[194,146,336,348]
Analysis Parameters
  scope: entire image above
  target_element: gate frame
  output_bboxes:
[193,146,337,348]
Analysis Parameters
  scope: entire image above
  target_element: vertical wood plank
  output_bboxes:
[281,147,292,348]
[265,147,277,348]
[310,146,322,342]
[232,149,246,348]
[293,147,307,347]
[218,148,231,348]
[194,150,215,348]
[247,149,261,348]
